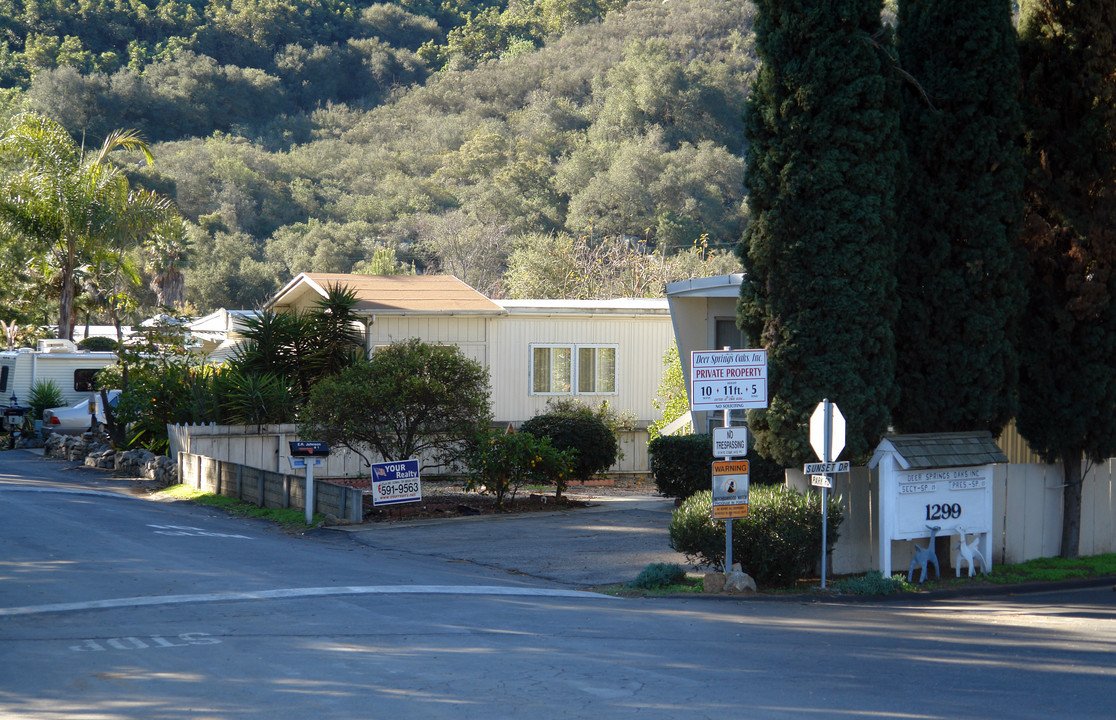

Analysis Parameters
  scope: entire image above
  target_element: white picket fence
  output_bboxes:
[788,459,1116,574]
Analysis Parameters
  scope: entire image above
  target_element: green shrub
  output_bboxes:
[629,563,687,589]
[520,405,618,494]
[669,486,844,587]
[77,336,118,351]
[648,433,714,499]
[650,433,787,500]
[464,429,576,507]
[27,380,64,420]
[833,571,910,596]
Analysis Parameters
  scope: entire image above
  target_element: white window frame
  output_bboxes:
[530,344,617,396]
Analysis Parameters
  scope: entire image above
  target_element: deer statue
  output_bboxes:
[954,526,987,578]
[908,525,941,584]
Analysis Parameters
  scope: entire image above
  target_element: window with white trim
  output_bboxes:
[530,345,616,395]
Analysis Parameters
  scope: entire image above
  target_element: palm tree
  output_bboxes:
[0,112,176,340]
[146,214,192,309]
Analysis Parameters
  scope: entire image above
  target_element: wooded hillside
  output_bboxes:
[1,0,755,311]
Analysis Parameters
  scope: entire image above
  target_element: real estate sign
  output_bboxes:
[371,459,422,506]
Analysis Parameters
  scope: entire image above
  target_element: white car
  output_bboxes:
[42,391,121,434]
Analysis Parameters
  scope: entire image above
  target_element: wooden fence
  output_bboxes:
[788,459,1116,575]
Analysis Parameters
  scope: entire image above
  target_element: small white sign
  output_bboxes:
[803,461,850,475]
[712,427,748,458]
[810,474,833,489]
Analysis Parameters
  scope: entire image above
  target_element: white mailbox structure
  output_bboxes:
[868,432,1008,576]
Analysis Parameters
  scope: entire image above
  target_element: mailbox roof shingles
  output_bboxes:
[878,431,1009,469]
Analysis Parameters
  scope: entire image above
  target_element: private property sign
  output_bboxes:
[689,349,768,411]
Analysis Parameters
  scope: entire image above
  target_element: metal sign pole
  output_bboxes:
[821,398,830,589]
[305,463,314,526]
[723,407,732,572]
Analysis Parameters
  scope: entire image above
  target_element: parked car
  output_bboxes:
[42,391,121,435]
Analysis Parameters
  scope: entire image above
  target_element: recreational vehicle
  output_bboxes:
[0,340,119,411]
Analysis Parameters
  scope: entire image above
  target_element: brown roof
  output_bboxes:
[268,273,503,314]
[872,431,1009,469]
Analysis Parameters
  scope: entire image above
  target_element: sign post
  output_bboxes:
[690,348,767,572]
[289,441,330,525]
[808,400,845,588]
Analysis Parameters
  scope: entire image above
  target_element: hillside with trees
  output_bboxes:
[1,0,753,318]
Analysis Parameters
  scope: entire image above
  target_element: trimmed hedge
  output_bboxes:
[649,433,786,499]
[648,434,713,499]
[668,486,844,587]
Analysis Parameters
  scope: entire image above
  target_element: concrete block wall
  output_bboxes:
[179,452,362,523]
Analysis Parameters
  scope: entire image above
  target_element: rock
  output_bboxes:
[703,572,727,594]
[724,570,757,594]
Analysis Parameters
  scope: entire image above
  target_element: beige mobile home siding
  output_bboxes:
[366,315,489,367]
[489,312,674,427]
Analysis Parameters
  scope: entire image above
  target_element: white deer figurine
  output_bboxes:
[908,525,941,584]
[954,526,987,577]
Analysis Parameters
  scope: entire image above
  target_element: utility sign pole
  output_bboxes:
[809,399,845,588]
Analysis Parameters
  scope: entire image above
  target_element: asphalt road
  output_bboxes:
[2,449,1115,719]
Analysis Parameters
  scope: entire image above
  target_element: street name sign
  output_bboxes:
[803,461,850,475]
[711,460,750,519]
[690,349,768,412]
[810,474,833,489]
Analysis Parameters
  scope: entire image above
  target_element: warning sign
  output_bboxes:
[711,460,749,519]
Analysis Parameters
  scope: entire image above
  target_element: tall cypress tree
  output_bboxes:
[892,0,1025,434]
[1016,0,1116,558]
[737,0,903,467]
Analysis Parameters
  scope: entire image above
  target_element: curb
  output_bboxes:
[636,574,1116,604]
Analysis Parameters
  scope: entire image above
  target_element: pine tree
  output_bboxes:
[892,0,1025,434]
[737,0,903,467]
[1016,0,1116,558]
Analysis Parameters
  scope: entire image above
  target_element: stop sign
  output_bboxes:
[809,400,845,461]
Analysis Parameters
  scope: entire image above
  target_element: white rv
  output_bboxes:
[0,340,119,411]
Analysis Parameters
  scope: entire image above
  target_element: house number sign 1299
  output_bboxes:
[893,467,991,537]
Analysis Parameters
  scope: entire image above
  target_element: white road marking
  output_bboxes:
[0,585,617,617]
[0,485,143,500]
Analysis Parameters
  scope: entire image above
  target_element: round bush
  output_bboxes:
[669,486,844,587]
[520,409,618,482]
[77,336,119,351]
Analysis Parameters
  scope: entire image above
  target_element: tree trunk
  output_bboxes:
[1060,452,1083,559]
[59,268,75,342]
[59,238,76,341]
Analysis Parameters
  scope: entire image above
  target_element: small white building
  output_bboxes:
[266,273,676,475]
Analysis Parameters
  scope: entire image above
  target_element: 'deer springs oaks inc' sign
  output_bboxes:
[689,349,767,412]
